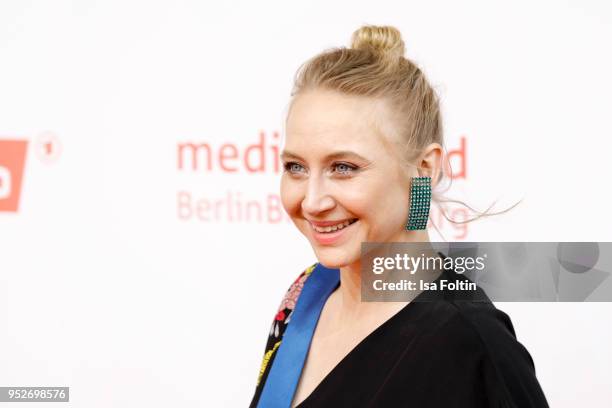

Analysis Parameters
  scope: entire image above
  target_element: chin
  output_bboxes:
[313,248,357,270]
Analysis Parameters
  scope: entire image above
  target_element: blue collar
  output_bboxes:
[257,263,340,408]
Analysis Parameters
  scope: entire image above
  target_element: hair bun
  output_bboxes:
[350,25,405,60]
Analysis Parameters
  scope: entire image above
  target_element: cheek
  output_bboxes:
[363,185,408,231]
[342,194,370,216]
[380,187,409,218]
[280,176,302,215]
[347,179,393,215]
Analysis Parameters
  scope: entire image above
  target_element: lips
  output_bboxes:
[308,218,359,245]
[309,218,358,231]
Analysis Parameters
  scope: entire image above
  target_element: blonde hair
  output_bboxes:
[285,24,519,238]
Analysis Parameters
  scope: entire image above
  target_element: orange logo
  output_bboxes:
[0,139,28,212]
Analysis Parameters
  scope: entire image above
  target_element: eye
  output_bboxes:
[283,161,305,174]
[333,162,358,175]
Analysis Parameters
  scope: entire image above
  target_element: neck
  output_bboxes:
[332,229,437,330]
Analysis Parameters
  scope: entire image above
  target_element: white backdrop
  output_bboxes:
[1,0,611,406]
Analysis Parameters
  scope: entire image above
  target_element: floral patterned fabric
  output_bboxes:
[248,262,318,408]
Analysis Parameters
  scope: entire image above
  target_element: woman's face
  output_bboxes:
[281,88,417,269]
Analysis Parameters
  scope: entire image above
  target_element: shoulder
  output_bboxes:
[277,262,319,314]
[441,300,519,342]
[420,299,549,407]
[250,262,320,401]
[417,269,531,361]
[269,262,319,337]
[433,300,531,365]
[409,296,525,366]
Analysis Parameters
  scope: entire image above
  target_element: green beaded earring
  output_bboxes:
[405,176,431,230]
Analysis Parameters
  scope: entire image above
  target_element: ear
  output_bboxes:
[417,143,443,187]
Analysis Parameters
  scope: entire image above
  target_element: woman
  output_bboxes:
[249,25,549,407]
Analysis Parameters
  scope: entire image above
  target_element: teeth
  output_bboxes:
[312,219,356,233]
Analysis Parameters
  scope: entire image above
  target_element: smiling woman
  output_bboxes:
[249,25,549,408]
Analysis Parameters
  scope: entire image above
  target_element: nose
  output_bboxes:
[301,174,335,216]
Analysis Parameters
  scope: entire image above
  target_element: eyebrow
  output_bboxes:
[280,150,369,162]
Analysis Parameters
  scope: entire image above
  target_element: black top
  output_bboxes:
[250,260,550,407]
